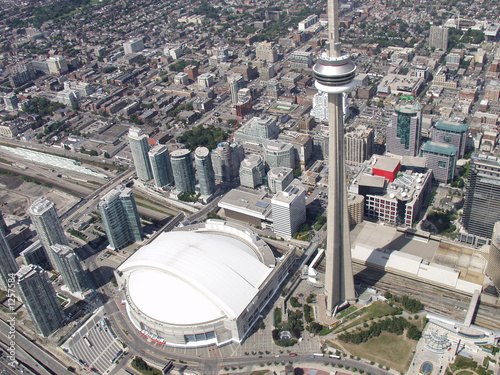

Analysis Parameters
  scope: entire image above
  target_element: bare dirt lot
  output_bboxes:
[0,175,80,220]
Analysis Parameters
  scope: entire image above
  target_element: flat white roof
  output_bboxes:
[119,230,273,325]
[352,243,481,294]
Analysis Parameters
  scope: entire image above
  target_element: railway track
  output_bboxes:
[345,263,500,330]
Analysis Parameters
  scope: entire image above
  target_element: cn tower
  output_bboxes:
[313,0,356,315]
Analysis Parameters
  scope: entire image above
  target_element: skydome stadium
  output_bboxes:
[115,220,295,348]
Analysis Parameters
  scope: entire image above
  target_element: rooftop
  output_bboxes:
[373,156,400,172]
[435,119,468,133]
[219,188,272,220]
[421,141,458,156]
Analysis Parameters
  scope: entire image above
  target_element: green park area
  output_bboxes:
[328,296,424,372]
[340,332,417,372]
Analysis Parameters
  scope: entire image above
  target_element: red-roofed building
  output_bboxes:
[373,156,400,182]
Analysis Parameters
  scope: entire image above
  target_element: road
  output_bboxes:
[60,168,135,225]
[0,319,69,375]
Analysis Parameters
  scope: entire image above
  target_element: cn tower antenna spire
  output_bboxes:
[328,0,341,57]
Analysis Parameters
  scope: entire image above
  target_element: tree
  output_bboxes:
[407,325,421,340]
[272,329,280,340]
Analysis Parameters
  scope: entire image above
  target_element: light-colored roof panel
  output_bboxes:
[129,269,223,324]
[386,251,421,275]
[417,263,459,287]
[120,230,272,323]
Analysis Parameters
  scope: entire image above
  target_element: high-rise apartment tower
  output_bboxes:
[128,127,153,181]
[171,149,196,193]
[28,197,68,270]
[16,264,64,336]
[0,229,18,291]
[99,187,143,250]
[148,145,174,188]
[195,147,216,196]
[463,154,500,239]
[51,244,88,294]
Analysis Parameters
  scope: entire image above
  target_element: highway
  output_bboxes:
[60,168,135,225]
[0,319,69,374]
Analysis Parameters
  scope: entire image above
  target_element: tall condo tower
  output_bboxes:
[99,187,143,250]
[195,147,216,196]
[312,0,356,315]
[28,197,68,270]
[148,145,174,188]
[16,264,64,336]
[171,149,196,193]
[128,127,153,181]
[0,228,18,290]
[50,244,88,294]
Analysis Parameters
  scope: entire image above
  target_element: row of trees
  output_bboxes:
[384,292,423,313]
[339,316,421,344]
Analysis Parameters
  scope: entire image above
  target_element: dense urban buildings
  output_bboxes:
[463,154,500,239]
[15,264,64,336]
[99,186,143,250]
[3,0,500,370]
[28,197,68,270]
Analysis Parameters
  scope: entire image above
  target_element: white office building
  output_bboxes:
[271,180,306,239]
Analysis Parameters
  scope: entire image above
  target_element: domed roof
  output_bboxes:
[119,228,273,325]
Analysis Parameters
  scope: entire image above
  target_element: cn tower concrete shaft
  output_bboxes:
[313,0,356,316]
[324,91,356,316]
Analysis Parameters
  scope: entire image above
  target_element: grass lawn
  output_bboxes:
[340,332,417,372]
[338,301,399,331]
